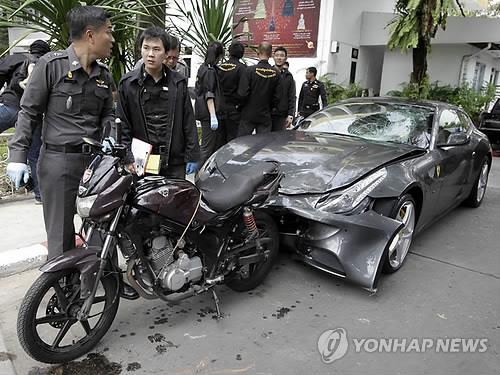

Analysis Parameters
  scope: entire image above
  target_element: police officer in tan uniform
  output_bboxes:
[298,66,327,118]
[7,6,115,260]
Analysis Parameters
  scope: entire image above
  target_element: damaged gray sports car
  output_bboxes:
[196,97,492,291]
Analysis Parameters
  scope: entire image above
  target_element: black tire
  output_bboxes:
[464,157,490,208]
[17,268,119,364]
[226,211,280,292]
[382,194,417,274]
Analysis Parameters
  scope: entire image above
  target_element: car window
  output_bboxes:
[299,102,433,148]
[437,109,469,144]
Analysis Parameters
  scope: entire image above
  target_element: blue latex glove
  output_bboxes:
[185,162,199,175]
[6,162,30,190]
[210,115,219,131]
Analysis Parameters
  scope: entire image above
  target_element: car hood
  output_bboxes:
[214,131,425,194]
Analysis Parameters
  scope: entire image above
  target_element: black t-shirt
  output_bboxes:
[194,64,220,121]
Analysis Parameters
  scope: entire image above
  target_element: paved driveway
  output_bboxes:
[0,161,499,375]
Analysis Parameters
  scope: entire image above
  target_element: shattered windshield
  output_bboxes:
[299,102,434,148]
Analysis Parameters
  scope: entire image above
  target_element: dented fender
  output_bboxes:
[39,247,102,297]
[278,202,403,291]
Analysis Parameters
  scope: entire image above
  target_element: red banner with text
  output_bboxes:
[234,0,322,58]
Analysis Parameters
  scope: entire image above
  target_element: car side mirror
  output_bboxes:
[291,115,305,130]
[438,132,470,147]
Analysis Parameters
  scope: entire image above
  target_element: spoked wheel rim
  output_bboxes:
[31,270,114,354]
[388,201,416,269]
[476,162,489,203]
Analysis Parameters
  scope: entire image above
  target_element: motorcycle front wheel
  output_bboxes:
[17,268,119,364]
[226,211,280,292]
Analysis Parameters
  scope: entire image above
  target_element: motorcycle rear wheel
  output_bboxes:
[17,268,119,364]
[226,211,279,292]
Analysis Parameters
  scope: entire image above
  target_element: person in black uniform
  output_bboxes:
[217,41,247,143]
[117,27,199,179]
[195,41,224,165]
[271,46,296,131]
[0,40,50,203]
[297,66,327,118]
[238,42,280,136]
[7,6,115,260]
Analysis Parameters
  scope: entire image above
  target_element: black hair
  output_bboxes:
[29,40,50,56]
[204,41,224,66]
[307,66,317,76]
[138,26,171,52]
[228,41,244,59]
[274,46,287,56]
[169,35,181,52]
[283,61,289,68]
[258,42,272,58]
[67,6,110,41]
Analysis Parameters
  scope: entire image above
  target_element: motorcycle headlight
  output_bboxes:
[316,168,387,214]
[76,194,98,218]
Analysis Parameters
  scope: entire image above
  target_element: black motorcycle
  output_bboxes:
[17,129,282,364]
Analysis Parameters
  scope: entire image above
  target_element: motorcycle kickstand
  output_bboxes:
[211,288,223,320]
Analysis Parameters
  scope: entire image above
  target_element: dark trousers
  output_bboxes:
[271,116,287,132]
[28,125,42,200]
[238,119,272,137]
[160,163,185,179]
[38,147,92,259]
[220,110,241,144]
[200,120,224,166]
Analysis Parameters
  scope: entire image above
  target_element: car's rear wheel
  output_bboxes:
[383,194,416,274]
[464,157,489,208]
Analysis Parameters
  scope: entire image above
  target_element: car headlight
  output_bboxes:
[76,194,98,218]
[316,168,387,213]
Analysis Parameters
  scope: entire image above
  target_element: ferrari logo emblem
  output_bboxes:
[436,165,441,178]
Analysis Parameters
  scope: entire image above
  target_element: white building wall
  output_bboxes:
[379,44,500,95]
[427,44,478,86]
[379,49,412,94]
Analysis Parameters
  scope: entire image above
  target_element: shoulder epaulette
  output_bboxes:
[44,50,67,61]
[97,60,110,70]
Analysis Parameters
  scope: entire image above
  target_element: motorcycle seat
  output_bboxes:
[198,161,277,212]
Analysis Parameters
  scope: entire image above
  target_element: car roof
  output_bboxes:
[334,96,460,112]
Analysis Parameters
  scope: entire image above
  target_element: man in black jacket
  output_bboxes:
[1,40,50,203]
[271,46,295,131]
[238,42,280,136]
[217,41,247,143]
[117,27,199,178]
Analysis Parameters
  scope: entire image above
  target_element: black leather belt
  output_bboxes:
[151,145,168,154]
[45,143,92,154]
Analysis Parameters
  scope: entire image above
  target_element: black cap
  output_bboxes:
[29,40,50,56]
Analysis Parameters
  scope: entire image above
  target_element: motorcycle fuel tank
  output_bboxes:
[132,176,201,225]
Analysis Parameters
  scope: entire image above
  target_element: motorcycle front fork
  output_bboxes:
[77,205,124,320]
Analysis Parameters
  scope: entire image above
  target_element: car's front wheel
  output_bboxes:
[383,194,417,274]
[464,157,489,208]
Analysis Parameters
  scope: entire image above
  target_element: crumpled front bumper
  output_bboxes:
[269,196,403,291]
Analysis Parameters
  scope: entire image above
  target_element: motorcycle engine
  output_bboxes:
[147,236,203,292]
[159,251,203,291]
